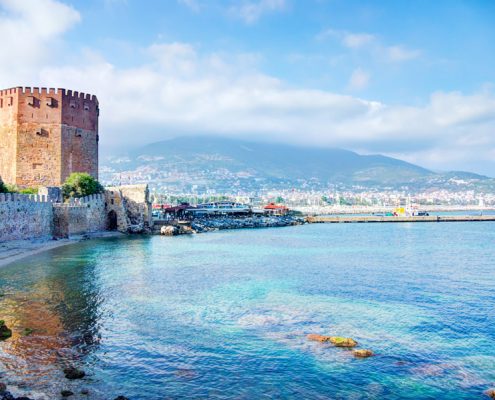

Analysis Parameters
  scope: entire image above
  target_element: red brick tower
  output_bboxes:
[0,87,99,187]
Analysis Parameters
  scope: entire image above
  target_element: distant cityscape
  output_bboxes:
[100,137,495,209]
[101,165,495,209]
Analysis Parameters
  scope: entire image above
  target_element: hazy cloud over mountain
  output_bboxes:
[0,0,494,175]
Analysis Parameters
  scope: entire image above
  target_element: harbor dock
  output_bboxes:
[307,215,495,223]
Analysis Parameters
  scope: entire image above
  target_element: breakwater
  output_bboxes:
[307,215,495,223]
[154,215,305,235]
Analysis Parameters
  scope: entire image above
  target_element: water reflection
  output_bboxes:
[0,242,106,396]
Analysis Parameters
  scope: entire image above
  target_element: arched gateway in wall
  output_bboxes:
[107,210,117,231]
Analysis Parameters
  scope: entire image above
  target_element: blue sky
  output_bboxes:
[68,0,495,103]
[1,0,494,174]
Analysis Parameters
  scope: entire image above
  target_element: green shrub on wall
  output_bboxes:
[0,182,38,194]
[19,187,39,195]
[62,172,104,199]
[0,179,7,194]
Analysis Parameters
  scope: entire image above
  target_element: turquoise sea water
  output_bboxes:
[1,222,495,399]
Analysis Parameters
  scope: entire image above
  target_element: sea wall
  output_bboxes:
[0,193,53,241]
[0,184,152,242]
[52,194,107,238]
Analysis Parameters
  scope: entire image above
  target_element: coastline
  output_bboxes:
[0,231,124,269]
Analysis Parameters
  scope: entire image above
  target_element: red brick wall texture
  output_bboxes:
[0,87,99,187]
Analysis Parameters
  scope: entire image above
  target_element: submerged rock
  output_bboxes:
[353,349,374,358]
[63,367,86,380]
[307,334,332,342]
[128,223,145,234]
[0,321,12,340]
[329,337,358,347]
[307,334,358,347]
[0,383,6,394]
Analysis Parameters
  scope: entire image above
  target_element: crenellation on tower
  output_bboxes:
[0,86,99,188]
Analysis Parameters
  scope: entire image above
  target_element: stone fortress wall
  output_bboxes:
[0,86,99,188]
[0,185,153,242]
[106,185,153,233]
[52,194,107,239]
[0,193,53,241]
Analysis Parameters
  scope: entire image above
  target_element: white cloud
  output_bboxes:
[35,43,495,173]
[230,0,287,24]
[342,33,375,49]
[386,45,421,62]
[348,68,370,90]
[0,1,494,174]
[0,0,80,86]
[318,27,421,64]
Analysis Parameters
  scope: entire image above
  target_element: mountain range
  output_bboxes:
[100,136,494,193]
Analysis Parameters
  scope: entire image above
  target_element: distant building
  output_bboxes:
[0,86,99,187]
[264,202,289,216]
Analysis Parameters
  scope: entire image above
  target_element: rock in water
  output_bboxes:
[114,397,130,400]
[353,349,374,358]
[61,390,74,397]
[307,334,332,342]
[0,321,12,340]
[63,367,86,380]
[161,226,178,236]
[0,383,6,394]
[329,337,358,347]
[485,388,495,399]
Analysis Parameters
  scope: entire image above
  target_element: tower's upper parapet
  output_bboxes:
[0,86,98,103]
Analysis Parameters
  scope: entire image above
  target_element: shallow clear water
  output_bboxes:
[1,222,495,399]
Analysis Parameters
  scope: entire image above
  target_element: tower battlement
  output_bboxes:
[0,86,98,103]
[0,86,99,188]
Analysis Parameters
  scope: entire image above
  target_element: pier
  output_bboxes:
[307,215,495,223]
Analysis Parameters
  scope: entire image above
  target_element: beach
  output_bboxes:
[0,232,124,269]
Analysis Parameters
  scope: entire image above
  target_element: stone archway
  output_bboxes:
[107,210,118,231]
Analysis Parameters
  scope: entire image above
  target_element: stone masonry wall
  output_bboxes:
[0,193,53,241]
[0,186,151,242]
[0,193,107,242]
[105,185,153,232]
[52,194,107,239]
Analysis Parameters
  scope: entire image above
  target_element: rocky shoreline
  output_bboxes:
[160,215,306,236]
